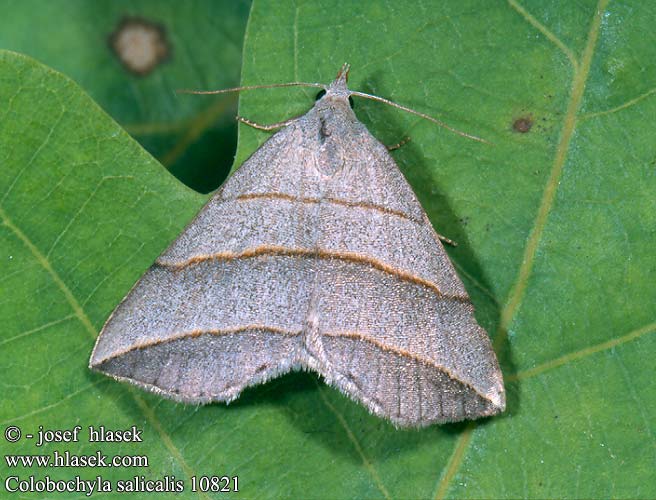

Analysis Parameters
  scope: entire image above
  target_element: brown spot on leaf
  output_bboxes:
[513,116,533,133]
[109,17,170,76]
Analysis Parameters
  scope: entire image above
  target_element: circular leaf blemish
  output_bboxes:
[109,16,171,76]
[512,116,533,133]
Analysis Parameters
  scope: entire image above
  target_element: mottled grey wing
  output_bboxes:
[90,105,504,425]
[89,124,315,403]
[315,257,505,426]
[289,118,505,426]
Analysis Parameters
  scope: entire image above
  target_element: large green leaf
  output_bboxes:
[0,0,251,192]
[1,0,655,498]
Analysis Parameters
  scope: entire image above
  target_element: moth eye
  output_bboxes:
[314,89,326,101]
[348,96,355,109]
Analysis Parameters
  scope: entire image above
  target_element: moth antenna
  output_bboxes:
[177,82,326,95]
[349,90,492,145]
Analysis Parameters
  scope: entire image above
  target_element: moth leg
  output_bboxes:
[237,115,300,131]
[386,137,411,151]
[437,233,457,246]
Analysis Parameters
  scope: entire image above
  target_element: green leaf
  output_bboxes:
[0,0,251,192]
[1,0,655,498]
[0,49,207,494]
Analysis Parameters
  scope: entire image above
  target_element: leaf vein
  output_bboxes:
[1,381,103,425]
[507,0,579,70]
[46,176,133,258]
[1,107,65,205]
[432,423,475,500]
[0,314,75,347]
[499,0,608,346]
[0,206,204,496]
[581,86,656,120]
[508,320,656,381]
[431,1,609,495]
[315,381,391,500]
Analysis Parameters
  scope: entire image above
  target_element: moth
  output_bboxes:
[90,64,505,427]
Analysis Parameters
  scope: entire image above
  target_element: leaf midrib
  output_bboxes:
[432,1,610,498]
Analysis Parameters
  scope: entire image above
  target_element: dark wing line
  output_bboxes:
[156,245,471,303]
[323,331,492,404]
[90,325,303,366]
[232,191,423,225]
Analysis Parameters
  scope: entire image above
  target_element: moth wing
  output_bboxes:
[300,126,505,426]
[90,125,314,403]
[90,100,505,423]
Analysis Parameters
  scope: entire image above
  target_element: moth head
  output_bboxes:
[314,88,355,110]
[317,62,355,109]
[335,62,350,84]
